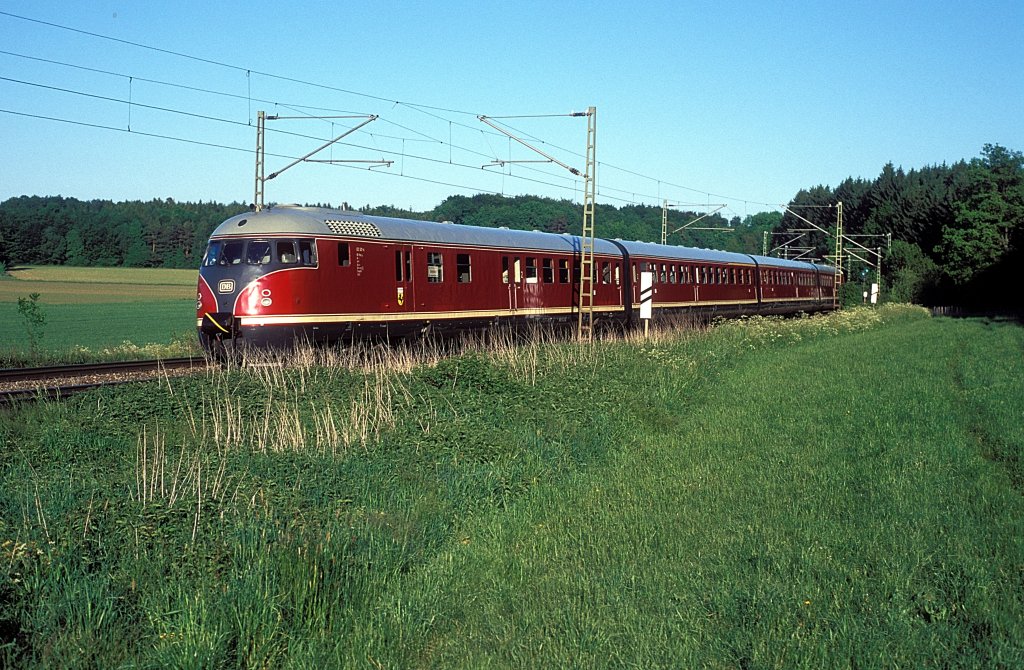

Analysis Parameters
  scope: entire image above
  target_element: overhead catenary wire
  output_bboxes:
[0,9,784,211]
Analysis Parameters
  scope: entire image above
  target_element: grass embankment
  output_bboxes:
[0,265,198,365]
[1,306,1021,668]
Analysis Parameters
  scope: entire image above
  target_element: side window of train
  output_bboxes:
[457,253,471,283]
[427,252,443,283]
[525,257,538,283]
[558,259,569,283]
[602,262,611,285]
[395,250,404,282]
[659,264,667,283]
[297,240,317,266]
[614,265,621,286]
[502,256,509,283]
[338,242,350,267]
[277,240,297,265]
[542,258,554,284]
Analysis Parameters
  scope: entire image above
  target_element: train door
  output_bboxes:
[630,262,639,306]
[393,246,414,314]
[502,255,522,312]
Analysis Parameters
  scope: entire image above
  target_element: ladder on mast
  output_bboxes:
[577,107,597,341]
[833,201,844,308]
[253,111,266,211]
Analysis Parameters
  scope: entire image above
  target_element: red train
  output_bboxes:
[196,206,837,350]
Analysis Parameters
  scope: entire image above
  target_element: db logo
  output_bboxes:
[397,287,405,306]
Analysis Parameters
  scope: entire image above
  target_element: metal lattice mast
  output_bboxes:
[254,111,266,211]
[661,199,669,245]
[577,106,597,341]
[252,111,387,211]
[833,201,844,307]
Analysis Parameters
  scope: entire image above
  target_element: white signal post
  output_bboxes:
[639,270,654,338]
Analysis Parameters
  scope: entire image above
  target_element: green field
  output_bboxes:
[0,265,198,364]
[1,306,1021,668]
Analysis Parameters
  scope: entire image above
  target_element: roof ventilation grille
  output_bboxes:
[324,219,382,237]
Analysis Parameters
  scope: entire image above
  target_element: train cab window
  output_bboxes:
[427,251,443,283]
[525,257,538,283]
[222,242,244,265]
[602,262,612,285]
[202,240,220,266]
[395,250,404,282]
[338,242,350,267]
[457,253,472,283]
[558,259,569,283]
[277,240,297,264]
[542,258,554,284]
[246,241,272,265]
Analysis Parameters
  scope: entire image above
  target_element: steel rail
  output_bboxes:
[0,357,206,384]
[0,357,209,407]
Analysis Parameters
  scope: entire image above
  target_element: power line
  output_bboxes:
[0,9,785,210]
[0,50,581,191]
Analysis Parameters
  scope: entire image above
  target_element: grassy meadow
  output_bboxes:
[1,306,1022,668]
[0,265,199,364]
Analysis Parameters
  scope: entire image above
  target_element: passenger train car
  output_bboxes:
[196,206,837,350]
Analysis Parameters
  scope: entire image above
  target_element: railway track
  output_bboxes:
[0,357,209,406]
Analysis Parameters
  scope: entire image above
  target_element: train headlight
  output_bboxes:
[261,298,273,307]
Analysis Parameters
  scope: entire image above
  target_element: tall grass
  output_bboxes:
[1,305,1021,668]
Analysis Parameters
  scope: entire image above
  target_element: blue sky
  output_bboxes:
[1,1,1021,216]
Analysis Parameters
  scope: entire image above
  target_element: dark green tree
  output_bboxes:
[938,144,1024,286]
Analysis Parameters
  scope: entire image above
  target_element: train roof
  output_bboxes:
[209,206,836,274]
[210,206,621,255]
[599,240,835,273]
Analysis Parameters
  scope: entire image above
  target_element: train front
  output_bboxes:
[196,208,320,353]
